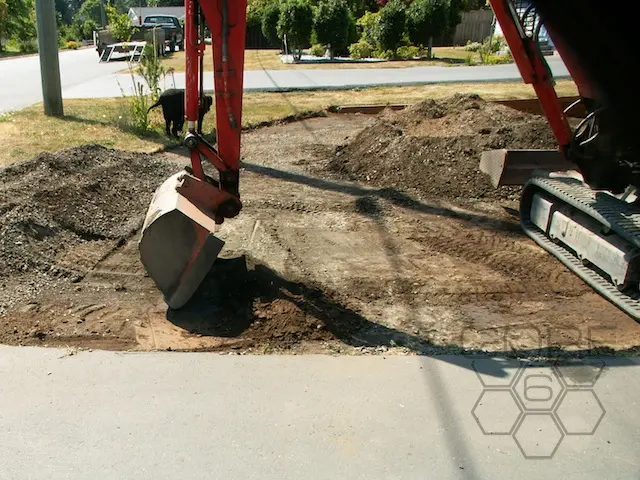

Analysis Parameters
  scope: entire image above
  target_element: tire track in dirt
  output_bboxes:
[412,222,589,297]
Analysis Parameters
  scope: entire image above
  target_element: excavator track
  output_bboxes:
[520,174,640,321]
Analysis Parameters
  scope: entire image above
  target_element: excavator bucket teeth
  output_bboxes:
[139,172,223,309]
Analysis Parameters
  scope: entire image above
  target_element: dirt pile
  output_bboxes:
[328,94,557,200]
[0,145,178,310]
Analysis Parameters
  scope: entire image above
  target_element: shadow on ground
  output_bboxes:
[166,255,640,368]
[166,255,434,352]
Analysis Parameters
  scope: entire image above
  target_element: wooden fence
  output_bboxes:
[453,9,495,45]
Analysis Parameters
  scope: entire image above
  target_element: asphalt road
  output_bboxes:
[1,49,570,113]
[0,47,124,114]
[0,348,637,479]
[67,55,570,98]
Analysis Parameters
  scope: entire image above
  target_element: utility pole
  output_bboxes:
[34,0,63,116]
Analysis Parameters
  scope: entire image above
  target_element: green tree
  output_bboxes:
[106,3,132,41]
[447,0,465,36]
[348,0,379,18]
[5,0,37,52]
[356,10,379,45]
[82,18,96,38]
[54,0,72,24]
[0,0,8,51]
[261,2,280,46]
[75,0,104,26]
[313,0,351,58]
[406,0,449,58]
[375,0,405,52]
[277,0,313,61]
[247,0,275,27]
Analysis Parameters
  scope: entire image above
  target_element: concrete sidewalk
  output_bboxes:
[64,56,570,98]
[0,347,637,479]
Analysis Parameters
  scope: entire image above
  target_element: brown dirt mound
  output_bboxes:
[0,145,179,312]
[328,94,557,200]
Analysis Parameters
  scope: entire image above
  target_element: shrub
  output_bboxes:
[313,0,351,58]
[15,38,37,53]
[138,42,166,102]
[82,19,97,40]
[261,2,280,46]
[396,45,420,59]
[118,66,151,135]
[464,40,481,52]
[348,40,374,59]
[375,0,406,52]
[310,43,326,57]
[406,0,449,58]
[476,36,511,64]
[464,52,474,65]
[65,40,80,50]
[481,51,512,65]
[489,34,505,53]
[277,0,314,60]
[373,48,395,59]
[356,11,379,45]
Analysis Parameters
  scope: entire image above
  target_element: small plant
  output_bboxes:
[464,52,474,65]
[396,45,420,59]
[137,41,166,102]
[464,41,482,52]
[117,65,151,134]
[490,34,506,53]
[65,40,80,50]
[309,43,326,57]
[348,40,374,59]
[373,48,395,60]
[17,38,37,53]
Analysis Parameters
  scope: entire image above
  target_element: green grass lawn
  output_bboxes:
[0,79,577,167]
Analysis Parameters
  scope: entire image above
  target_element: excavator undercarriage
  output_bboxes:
[138,0,640,322]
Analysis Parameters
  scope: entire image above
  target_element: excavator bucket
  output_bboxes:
[139,171,224,309]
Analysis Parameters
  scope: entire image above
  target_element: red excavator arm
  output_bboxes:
[138,0,247,309]
[182,0,246,223]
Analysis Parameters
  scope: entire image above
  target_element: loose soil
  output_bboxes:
[1,97,640,355]
[327,94,556,201]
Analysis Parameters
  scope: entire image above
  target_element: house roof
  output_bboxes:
[128,7,185,22]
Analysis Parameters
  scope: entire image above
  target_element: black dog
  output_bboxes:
[147,88,213,137]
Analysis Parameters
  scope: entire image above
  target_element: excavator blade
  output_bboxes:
[139,171,223,309]
[480,149,574,187]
